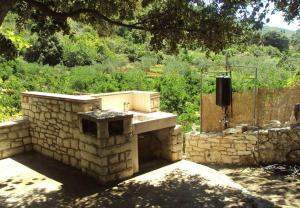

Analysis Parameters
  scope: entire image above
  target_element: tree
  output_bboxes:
[24,35,63,66]
[262,31,290,52]
[0,0,299,59]
[291,29,300,51]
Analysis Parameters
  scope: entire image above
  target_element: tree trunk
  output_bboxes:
[0,0,17,26]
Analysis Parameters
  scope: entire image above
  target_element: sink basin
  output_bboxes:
[133,115,154,122]
[130,111,176,134]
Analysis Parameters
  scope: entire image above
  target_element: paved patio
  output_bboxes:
[0,152,275,208]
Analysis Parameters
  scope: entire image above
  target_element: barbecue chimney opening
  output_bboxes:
[108,120,123,136]
[82,119,97,136]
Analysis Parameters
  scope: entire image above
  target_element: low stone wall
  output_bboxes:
[185,125,300,165]
[0,119,31,159]
[21,92,101,170]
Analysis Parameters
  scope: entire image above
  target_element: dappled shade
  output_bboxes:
[0,152,275,208]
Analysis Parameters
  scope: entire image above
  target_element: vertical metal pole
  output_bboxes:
[200,68,203,133]
[225,53,229,76]
[253,67,258,125]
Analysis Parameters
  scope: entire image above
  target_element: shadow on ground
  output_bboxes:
[0,152,276,208]
[217,166,300,207]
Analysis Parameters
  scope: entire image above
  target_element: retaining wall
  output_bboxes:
[185,125,300,165]
[0,118,31,159]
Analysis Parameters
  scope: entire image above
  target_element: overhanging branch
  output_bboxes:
[22,0,146,30]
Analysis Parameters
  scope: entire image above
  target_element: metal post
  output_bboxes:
[253,67,258,125]
[200,68,203,133]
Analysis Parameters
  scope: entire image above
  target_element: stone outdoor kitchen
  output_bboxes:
[0,88,299,185]
[0,91,182,184]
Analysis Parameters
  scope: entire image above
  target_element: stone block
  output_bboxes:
[115,135,127,145]
[71,139,79,149]
[2,146,24,158]
[54,152,62,161]
[109,162,127,174]
[171,143,183,152]
[18,129,29,138]
[235,143,247,151]
[190,155,206,163]
[117,151,126,162]
[68,149,75,156]
[108,154,119,164]
[107,137,115,146]
[237,150,251,156]
[85,144,97,155]
[189,140,197,146]
[90,163,108,175]
[123,118,132,134]
[197,143,211,149]
[62,154,70,164]
[81,159,90,169]
[221,156,233,164]
[97,121,109,139]
[116,168,133,179]
[11,142,23,148]
[63,139,71,148]
[8,132,18,139]
[0,140,10,151]
[70,157,78,167]
[42,148,54,158]
[81,151,107,166]
[0,128,9,134]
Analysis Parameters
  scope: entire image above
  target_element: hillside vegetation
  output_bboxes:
[0,14,299,131]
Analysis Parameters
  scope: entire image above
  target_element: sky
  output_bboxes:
[266,12,299,31]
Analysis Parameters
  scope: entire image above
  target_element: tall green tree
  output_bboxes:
[0,0,299,58]
[262,31,290,52]
[291,29,300,51]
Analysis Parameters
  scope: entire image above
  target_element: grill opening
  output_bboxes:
[82,119,97,136]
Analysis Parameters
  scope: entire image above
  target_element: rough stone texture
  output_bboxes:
[1,91,181,184]
[0,118,31,159]
[185,125,300,165]
[201,87,300,132]
[138,125,182,163]
[21,92,133,184]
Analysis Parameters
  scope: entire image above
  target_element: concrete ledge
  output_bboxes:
[22,91,100,103]
[0,118,29,129]
[91,90,159,97]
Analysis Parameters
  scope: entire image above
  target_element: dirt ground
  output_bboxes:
[0,152,297,207]
[218,166,300,208]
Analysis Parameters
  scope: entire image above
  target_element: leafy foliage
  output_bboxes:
[262,31,290,52]
[24,35,63,66]
[0,0,298,56]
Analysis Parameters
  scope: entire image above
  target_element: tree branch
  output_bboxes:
[22,0,146,30]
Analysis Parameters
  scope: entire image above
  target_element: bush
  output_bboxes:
[24,36,63,66]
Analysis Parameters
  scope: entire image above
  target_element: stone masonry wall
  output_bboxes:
[21,92,134,184]
[0,118,31,159]
[21,93,100,168]
[138,125,182,163]
[185,125,300,165]
[78,116,134,184]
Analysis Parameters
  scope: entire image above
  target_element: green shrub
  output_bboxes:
[24,36,63,66]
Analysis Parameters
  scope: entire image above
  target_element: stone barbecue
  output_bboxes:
[0,91,182,184]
